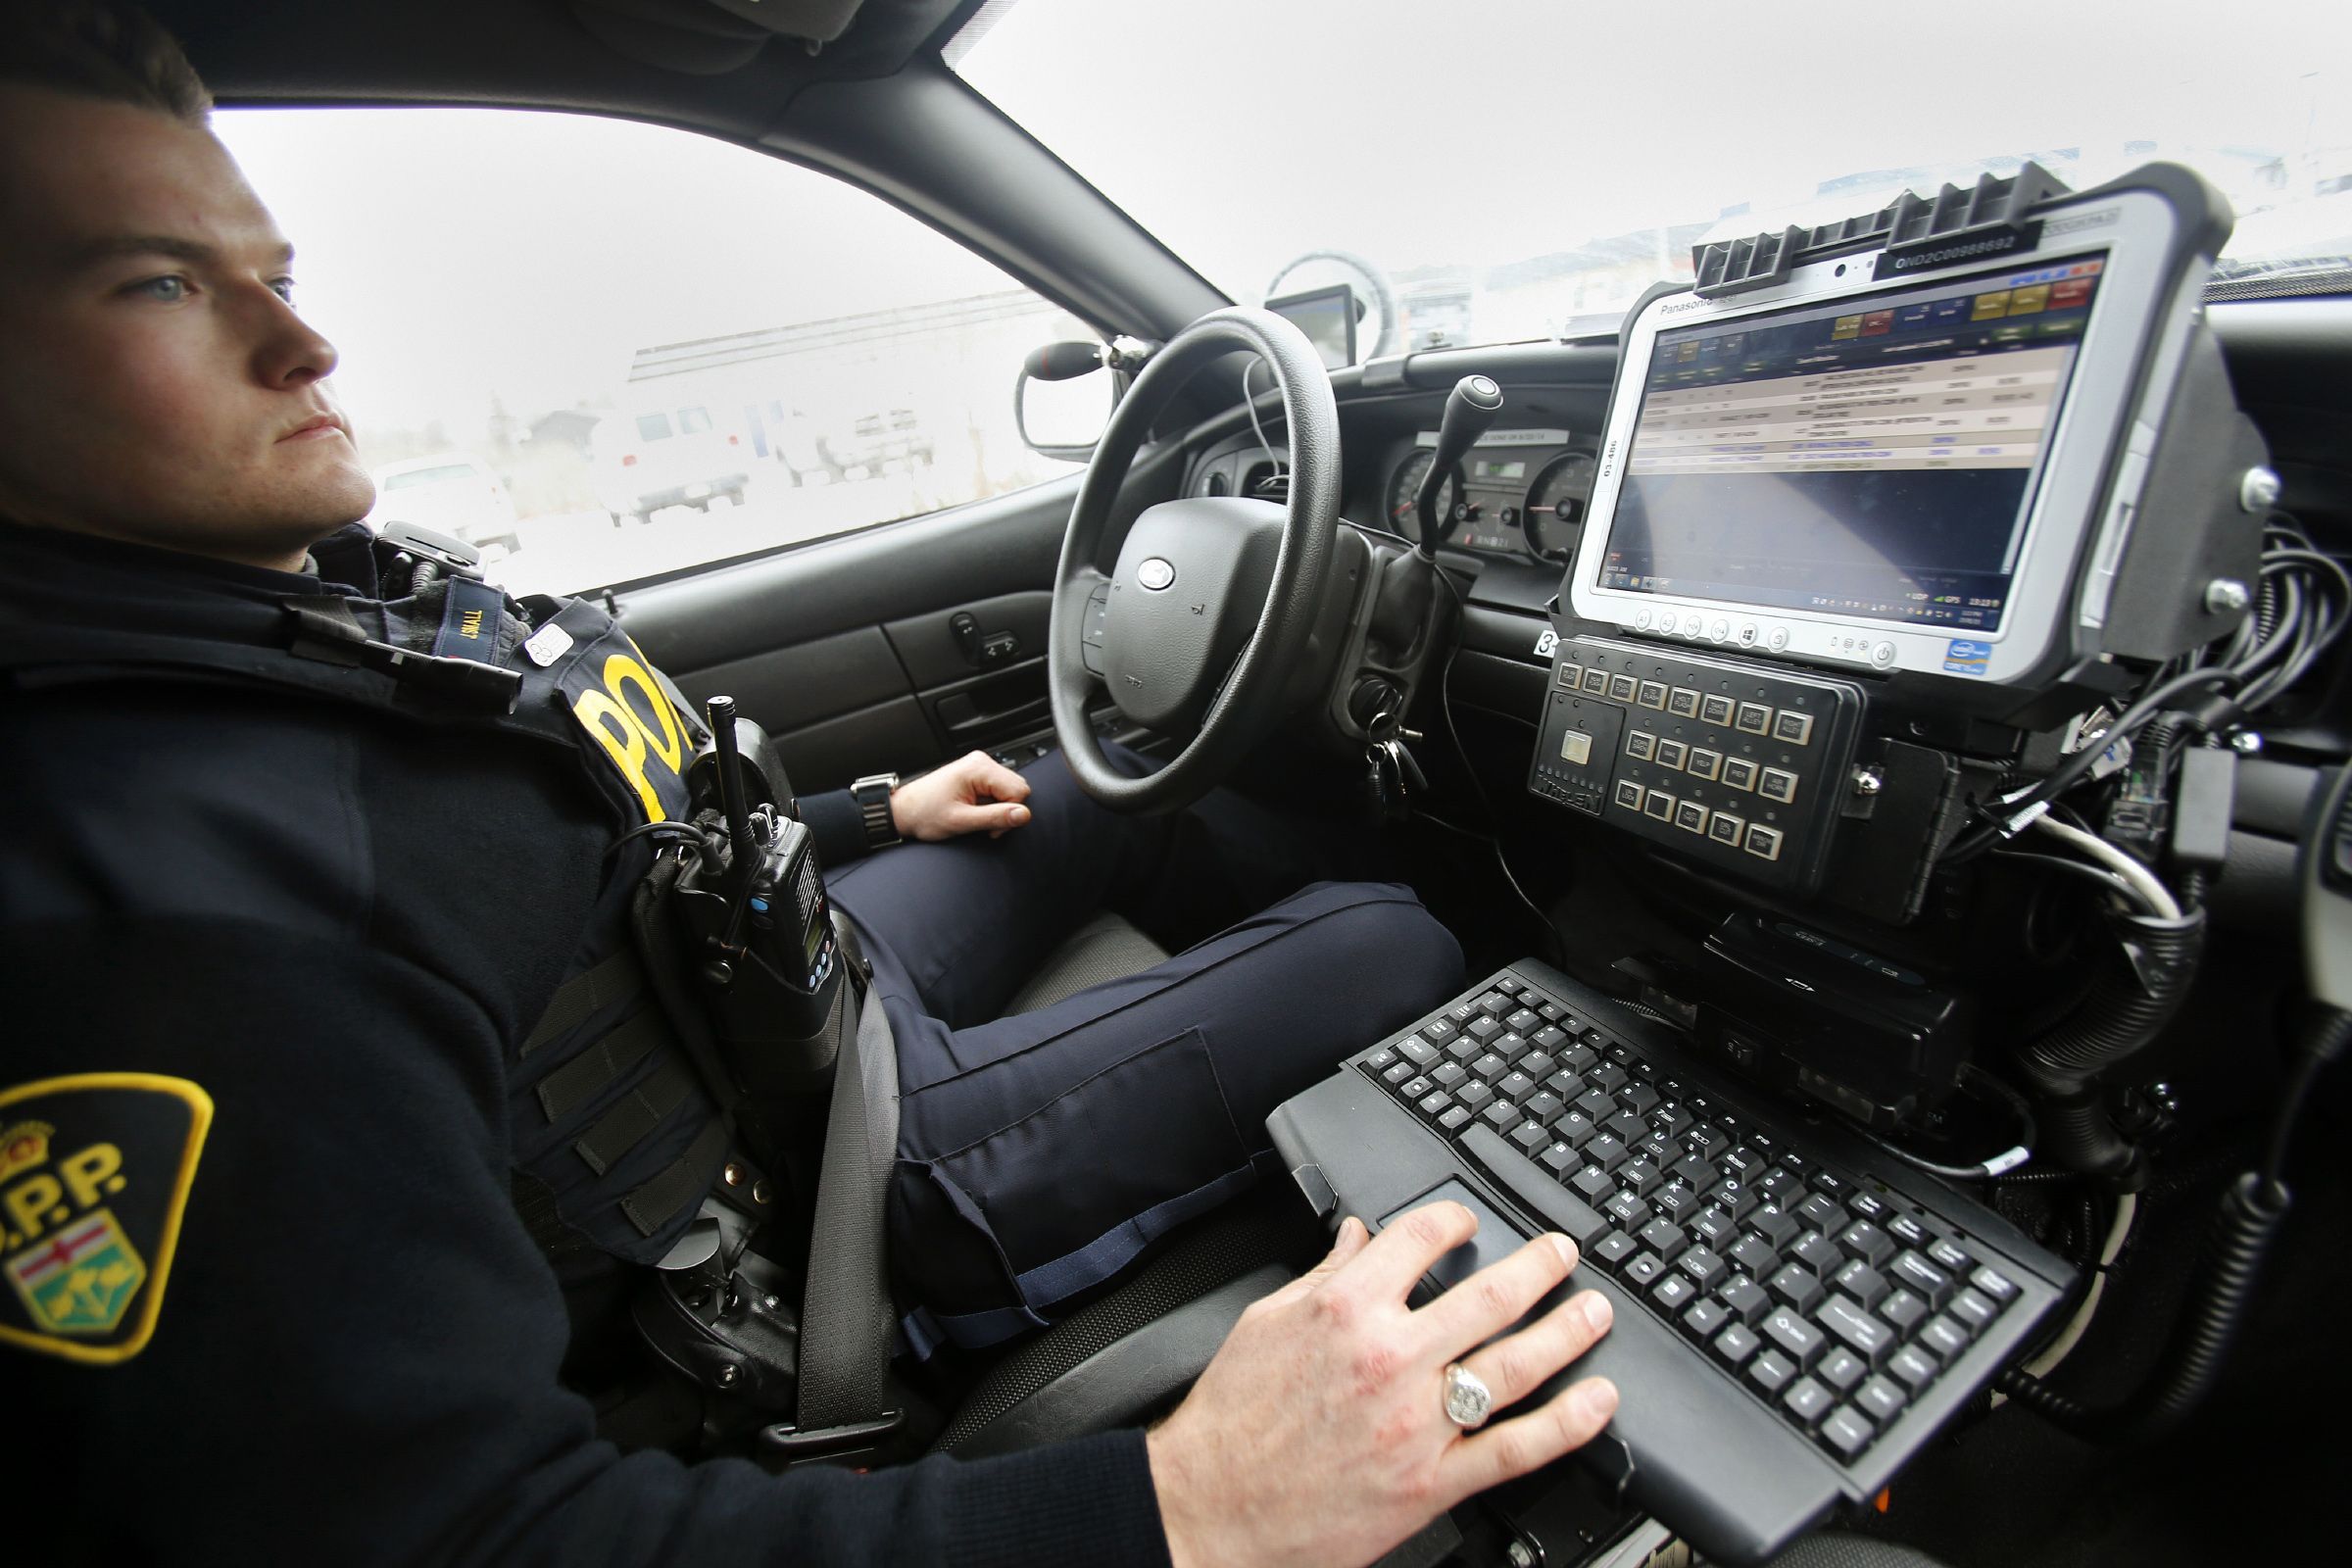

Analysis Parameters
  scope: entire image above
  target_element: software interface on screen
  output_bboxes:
[1599,254,2107,635]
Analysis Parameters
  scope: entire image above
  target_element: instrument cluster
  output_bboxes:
[1382,429,1595,564]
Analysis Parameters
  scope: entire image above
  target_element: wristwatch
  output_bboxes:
[851,772,902,849]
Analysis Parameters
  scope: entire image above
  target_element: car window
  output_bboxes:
[382,464,480,490]
[212,109,1091,596]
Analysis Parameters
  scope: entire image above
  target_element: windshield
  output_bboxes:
[956,0,2352,354]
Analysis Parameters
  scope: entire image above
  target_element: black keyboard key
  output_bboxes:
[1888,1250,1955,1309]
[1971,1264,2019,1303]
[1623,1250,1668,1290]
[1519,1053,1558,1084]
[1620,1082,1662,1117]
[1447,1001,1480,1026]
[1446,1036,1484,1064]
[1494,1034,1530,1065]
[1401,1075,1433,1101]
[1477,993,1513,1018]
[1927,1238,1973,1275]
[1456,1082,1495,1112]
[1855,1375,1907,1424]
[1560,1045,1600,1074]
[1708,1178,1759,1222]
[1494,977,1523,997]
[1650,1183,1704,1223]
[1817,1347,1867,1393]
[1602,1191,1651,1231]
[1473,1053,1511,1084]
[1887,1345,1937,1392]
[1638,1216,1689,1261]
[1676,1247,1727,1292]
[1432,1061,1467,1089]
[1717,1276,1771,1327]
[1683,1297,1731,1343]
[1423,1017,1460,1044]
[1950,1288,1997,1333]
[1438,1106,1473,1133]
[1417,1091,1453,1119]
[1497,1070,1539,1103]
[1591,1229,1639,1267]
[1834,1260,1889,1310]
[1794,1232,1843,1275]
[1506,1008,1541,1034]
[1603,1109,1646,1146]
[1809,1170,1850,1197]
[1728,1234,1781,1278]
[1815,1295,1895,1365]
[1534,1024,1569,1051]
[1689,1206,1739,1250]
[1782,1375,1833,1429]
[1467,1015,1503,1043]
[1918,1315,1969,1363]
[1756,1166,1802,1201]
[1817,1404,1874,1461]
[1847,1191,1889,1224]
[1650,1272,1698,1313]
[1745,1348,1796,1396]
[1796,1194,1844,1232]
[1570,1166,1616,1205]
[1878,1288,1927,1333]
[1712,1321,1762,1368]
[1510,1121,1550,1156]
[1887,1213,1929,1249]
[1589,1064,1630,1096]
[1636,1130,1679,1166]
[1747,1203,1799,1249]
[1723,1145,1767,1179]
[1554,1110,1598,1147]
[1539,1142,1579,1179]
[1650,1102,1695,1139]
[1480,1102,1519,1134]
[1539,1004,1565,1024]
[1768,1265,1825,1315]
[1761,1305,1826,1368]
[1683,1124,1731,1161]
[1574,1088,1615,1121]
[1838,1221,1894,1266]
[1584,1133,1630,1172]
[1399,1037,1440,1067]
[1618,1159,1663,1198]
[1365,1047,1398,1074]
[1669,1155,1717,1192]
[1461,1125,1612,1246]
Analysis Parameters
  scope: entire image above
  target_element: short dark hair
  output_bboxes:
[0,1,212,122]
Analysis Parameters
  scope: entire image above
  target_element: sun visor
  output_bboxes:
[570,0,866,74]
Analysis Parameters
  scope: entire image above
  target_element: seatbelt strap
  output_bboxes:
[772,956,904,1459]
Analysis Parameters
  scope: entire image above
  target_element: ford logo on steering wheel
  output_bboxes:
[1137,557,1176,591]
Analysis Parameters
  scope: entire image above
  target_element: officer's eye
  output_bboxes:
[130,275,189,303]
[270,276,297,305]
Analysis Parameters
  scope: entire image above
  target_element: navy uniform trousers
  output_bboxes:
[822,746,1463,1350]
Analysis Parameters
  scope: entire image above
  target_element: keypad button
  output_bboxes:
[1613,779,1645,811]
[1796,1193,1843,1231]
[1758,767,1799,805]
[1735,702,1774,735]
[1971,1264,2019,1303]
[1918,1315,1970,1362]
[1557,662,1585,690]
[1655,738,1689,769]
[1834,1260,1889,1310]
[1637,1216,1688,1260]
[1855,1374,1905,1424]
[1817,1347,1867,1393]
[1608,673,1639,702]
[1699,694,1737,726]
[1650,1271,1699,1312]
[1878,1289,1927,1333]
[1887,1345,1937,1392]
[1683,1297,1731,1343]
[1768,1265,1825,1316]
[1668,687,1701,718]
[1626,730,1656,760]
[1673,800,1709,835]
[1717,1276,1771,1326]
[1438,1105,1473,1132]
[1817,1403,1873,1460]
[1793,1232,1843,1275]
[1415,1092,1451,1119]
[1713,1321,1762,1367]
[1644,788,1676,820]
[1888,1250,1956,1309]
[1622,1250,1668,1288]
[1745,1348,1796,1396]
[1772,710,1815,746]
[1580,667,1610,695]
[1950,1288,1997,1333]
[1927,1238,1973,1275]
[1817,1295,1895,1366]
[1838,1221,1894,1266]
[1744,824,1786,861]
[1684,747,1723,782]
[1721,757,1759,792]
[1707,809,1745,846]
[1638,679,1669,710]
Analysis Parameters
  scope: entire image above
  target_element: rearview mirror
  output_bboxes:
[1015,343,1118,458]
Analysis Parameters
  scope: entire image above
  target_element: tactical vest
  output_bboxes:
[2,544,739,1268]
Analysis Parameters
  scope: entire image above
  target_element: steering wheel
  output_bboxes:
[1047,308,1343,813]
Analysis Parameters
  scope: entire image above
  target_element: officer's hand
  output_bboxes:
[1147,1202,1618,1568]
[890,751,1034,841]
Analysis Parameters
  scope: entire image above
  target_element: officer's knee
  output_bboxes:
[1324,888,1464,1016]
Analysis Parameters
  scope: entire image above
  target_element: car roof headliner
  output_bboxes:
[145,0,984,139]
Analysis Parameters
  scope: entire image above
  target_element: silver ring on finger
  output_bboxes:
[1441,1361,1493,1430]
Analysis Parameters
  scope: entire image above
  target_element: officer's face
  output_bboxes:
[0,86,373,571]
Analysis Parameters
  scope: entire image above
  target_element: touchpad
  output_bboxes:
[1382,1179,1531,1295]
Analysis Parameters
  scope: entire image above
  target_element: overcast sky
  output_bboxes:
[215,0,2350,441]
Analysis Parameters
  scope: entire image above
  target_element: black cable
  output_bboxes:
[603,818,706,861]
[1863,1063,2035,1182]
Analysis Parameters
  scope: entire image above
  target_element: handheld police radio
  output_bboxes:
[672,696,847,1092]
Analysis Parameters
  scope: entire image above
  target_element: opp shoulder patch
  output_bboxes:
[0,1074,211,1365]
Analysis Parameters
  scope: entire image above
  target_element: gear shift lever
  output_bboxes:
[1416,373,1504,559]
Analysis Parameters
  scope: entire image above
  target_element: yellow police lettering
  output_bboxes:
[572,687,663,823]
[4,1172,61,1241]
[605,654,684,773]
[59,1143,122,1208]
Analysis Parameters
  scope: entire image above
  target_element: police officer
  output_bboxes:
[0,5,1621,1563]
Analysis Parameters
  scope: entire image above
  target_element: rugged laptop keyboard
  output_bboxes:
[1267,960,2071,1564]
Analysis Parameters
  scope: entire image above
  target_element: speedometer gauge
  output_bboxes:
[1524,452,1597,563]
[1385,452,1461,547]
